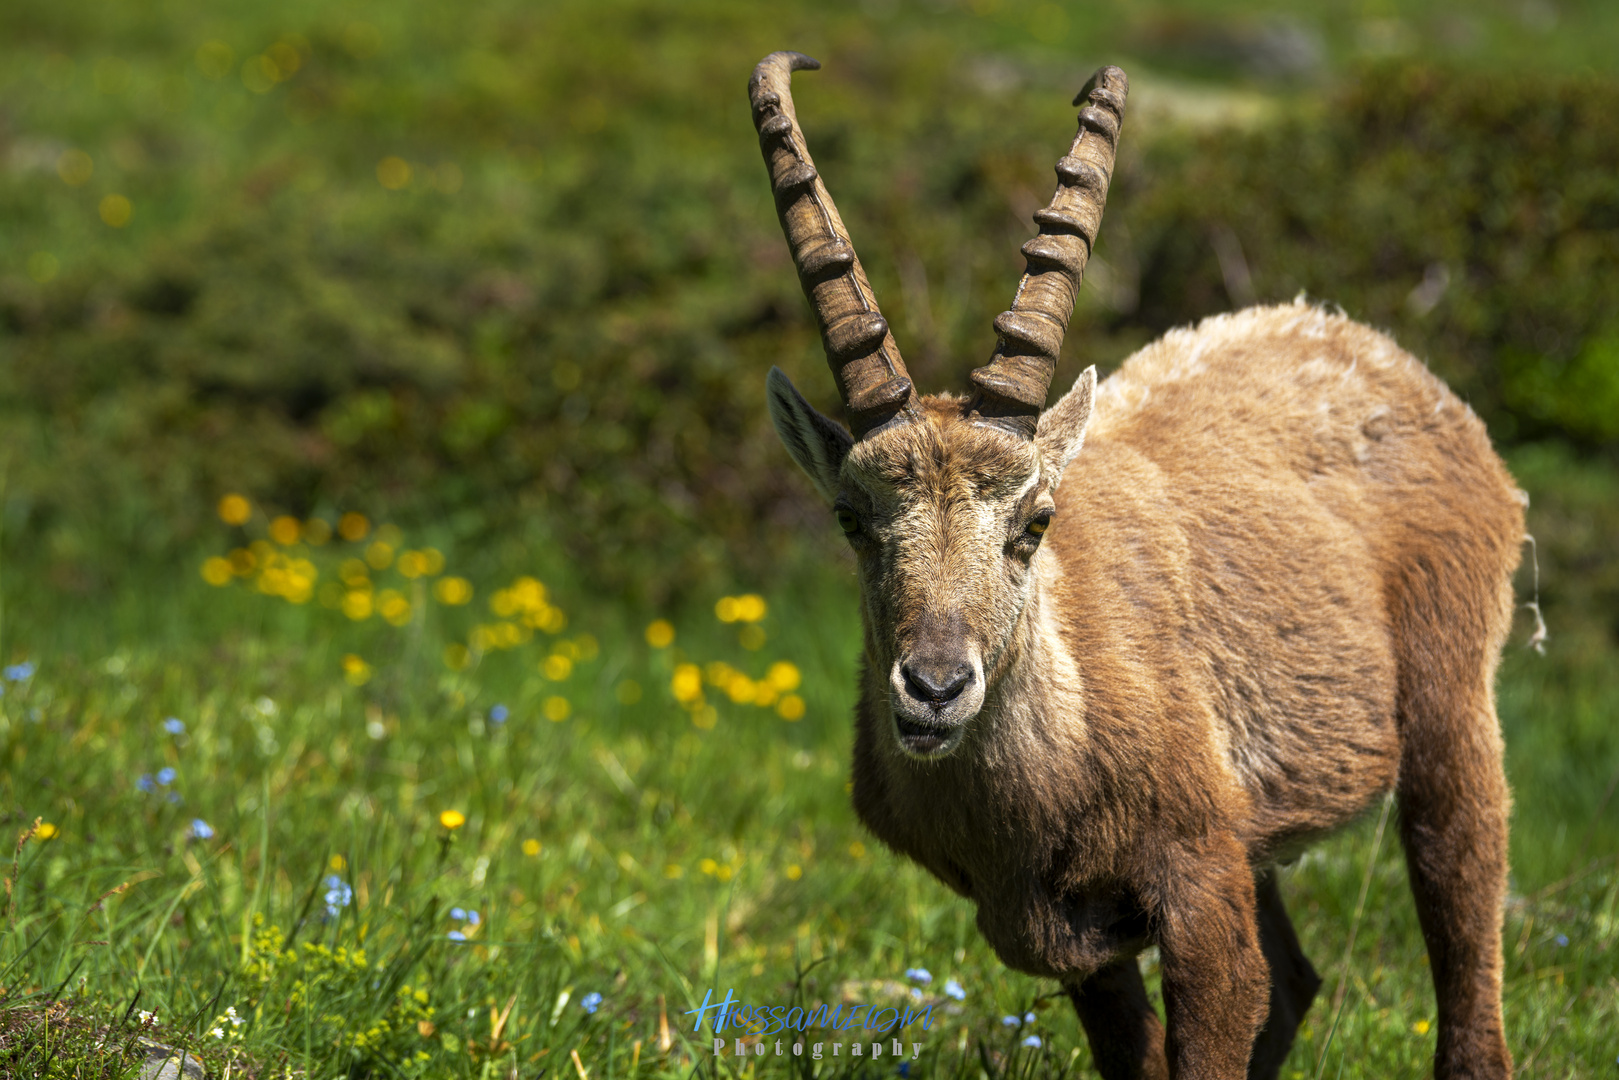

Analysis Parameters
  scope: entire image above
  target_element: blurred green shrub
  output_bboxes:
[2,57,1615,600]
[1123,64,1619,448]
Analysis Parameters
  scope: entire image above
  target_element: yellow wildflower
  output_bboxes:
[543,696,571,722]
[434,577,473,605]
[377,156,411,190]
[542,654,573,681]
[785,864,802,881]
[725,675,756,704]
[36,822,59,841]
[99,193,132,227]
[342,654,372,686]
[522,839,542,857]
[1412,1020,1431,1035]
[338,512,370,541]
[439,810,466,830]
[776,694,806,721]
[644,619,674,648]
[714,596,739,623]
[342,591,374,621]
[218,493,251,525]
[201,557,233,586]
[735,594,767,622]
[670,664,702,704]
[766,661,801,692]
[268,515,301,545]
[365,541,394,570]
[849,841,866,859]
[377,589,411,627]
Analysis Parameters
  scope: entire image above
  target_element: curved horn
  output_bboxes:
[750,51,917,438]
[969,66,1128,437]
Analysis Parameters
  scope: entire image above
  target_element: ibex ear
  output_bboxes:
[767,367,854,504]
[1034,365,1095,490]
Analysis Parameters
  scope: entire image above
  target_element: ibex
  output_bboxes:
[749,52,1521,1079]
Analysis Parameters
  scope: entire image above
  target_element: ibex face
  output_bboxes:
[752,52,1121,757]
[771,379,1094,758]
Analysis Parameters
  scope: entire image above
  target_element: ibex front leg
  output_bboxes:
[1156,836,1270,1080]
[1067,958,1169,1080]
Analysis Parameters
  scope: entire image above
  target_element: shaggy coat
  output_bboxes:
[780,302,1521,1079]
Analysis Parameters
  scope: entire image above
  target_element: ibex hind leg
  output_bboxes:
[1393,559,1515,1079]
[1066,959,1169,1080]
[1246,870,1321,1080]
[1236,867,1314,1080]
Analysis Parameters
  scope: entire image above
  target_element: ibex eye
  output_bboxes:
[1026,512,1053,537]
[835,508,859,535]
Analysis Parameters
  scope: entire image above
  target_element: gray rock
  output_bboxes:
[137,1040,206,1080]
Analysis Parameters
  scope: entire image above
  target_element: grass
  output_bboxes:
[1,475,1615,1079]
[2,0,1617,1075]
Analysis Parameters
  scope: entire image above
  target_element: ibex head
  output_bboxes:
[753,52,1127,759]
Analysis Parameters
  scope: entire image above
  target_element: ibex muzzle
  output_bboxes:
[753,51,1519,1080]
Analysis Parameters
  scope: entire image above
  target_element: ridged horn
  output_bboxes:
[969,65,1128,438]
[749,51,917,438]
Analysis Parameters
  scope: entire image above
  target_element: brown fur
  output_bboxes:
[772,301,1521,1078]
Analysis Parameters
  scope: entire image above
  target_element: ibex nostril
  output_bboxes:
[902,663,972,705]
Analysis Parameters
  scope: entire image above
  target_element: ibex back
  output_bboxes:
[750,52,1520,1079]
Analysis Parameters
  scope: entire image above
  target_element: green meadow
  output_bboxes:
[2,0,1617,1076]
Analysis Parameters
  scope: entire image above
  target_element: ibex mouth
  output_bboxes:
[893,714,961,757]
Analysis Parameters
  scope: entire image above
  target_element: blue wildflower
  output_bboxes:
[450,907,467,921]
[905,967,932,984]
[1022,1035,1041,1049]
[137,774,156,793]
[489,704,509,724]
[156,767,177,786]
[467,910,481,926]
[166,792,182,804]
[190,819,214,840]
[1554,934,1568,947]
[580,992,603,1014]
[911,987,923,1001]
[1025,1012,1036,1023]
[5,662,35,681]
[163,718,185,735]
[1001,1015,1019,1027]
[448,930,467,942]
[944,979,965,1001]
[323,876,353,918]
